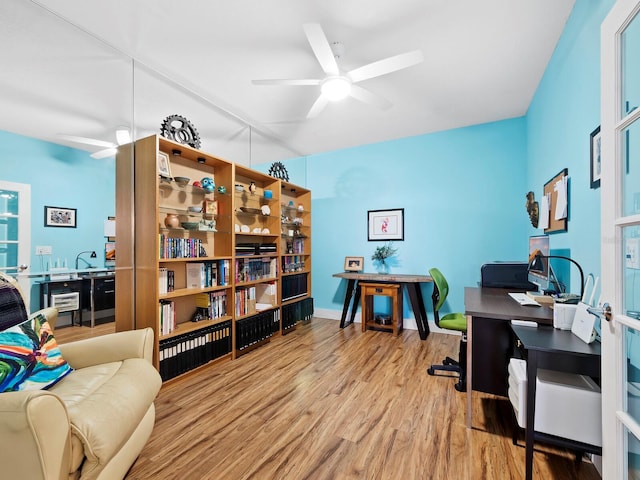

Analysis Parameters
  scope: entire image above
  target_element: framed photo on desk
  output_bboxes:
[344,256,364,272]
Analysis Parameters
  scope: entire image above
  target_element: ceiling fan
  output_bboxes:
[57,128,131,159]
[252,23,424,119]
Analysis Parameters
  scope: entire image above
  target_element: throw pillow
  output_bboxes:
[0,313,72,392]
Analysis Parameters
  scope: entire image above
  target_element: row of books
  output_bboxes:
[235,286,256,317]
[158,321,232,381]
[284,238,305,254]
[158,268,175,294]
[236,310,279,351]
[194,291,228,319]
[235,257,277,283]
[281,256,305,273]
[159,235,206,259]
[282,273,308,302]
[159,300,176,335]
[282,297,314,332]
[185,260,230,288]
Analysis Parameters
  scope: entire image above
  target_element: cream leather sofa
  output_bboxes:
[0,327,162,480]
[0,273,162,480]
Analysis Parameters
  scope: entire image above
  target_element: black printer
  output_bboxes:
[480,262,537,290]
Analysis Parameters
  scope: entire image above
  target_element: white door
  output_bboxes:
[601,1,640,478]
[0,181,31,308]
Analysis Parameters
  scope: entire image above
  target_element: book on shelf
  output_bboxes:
[159,268,175,294]
[218,259,230,286]
[185,262,206,289]
[159,268,168,294]
[159,300,176,335]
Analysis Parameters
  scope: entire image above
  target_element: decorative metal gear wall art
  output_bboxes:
[268,161,289,182]
[160,114,201,149]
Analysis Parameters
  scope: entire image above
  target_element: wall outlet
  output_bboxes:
[626,238,640,269]
[35,245,52,255]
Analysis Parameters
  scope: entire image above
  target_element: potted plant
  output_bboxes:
[371,242,398,274]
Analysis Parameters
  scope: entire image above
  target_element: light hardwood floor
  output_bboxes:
[55,319,600,480]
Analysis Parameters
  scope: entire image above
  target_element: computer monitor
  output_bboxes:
[528,235,550,293]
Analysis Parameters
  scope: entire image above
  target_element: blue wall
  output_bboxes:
[526,0,615,296]
[0,130,115,307]
[259,118,531,319]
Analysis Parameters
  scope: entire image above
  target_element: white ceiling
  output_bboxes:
[1,0,575,162]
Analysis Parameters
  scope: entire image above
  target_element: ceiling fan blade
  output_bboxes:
[57,134,116,149]
[348,50,424,83]
[306,95,330,119]
[252,79,321,86]
[349,85,392,110]
[303,23,339,76]
[90,147,118,159]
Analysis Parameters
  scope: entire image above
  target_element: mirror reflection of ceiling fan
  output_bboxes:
[252,23,424,119]
[58,128,131,159]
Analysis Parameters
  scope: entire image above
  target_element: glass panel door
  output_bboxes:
[602,2,640,478]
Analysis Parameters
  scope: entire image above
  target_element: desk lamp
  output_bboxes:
[75,250,97,270]
[529,252,585,299]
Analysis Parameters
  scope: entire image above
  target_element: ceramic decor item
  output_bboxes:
[164,213,180,229]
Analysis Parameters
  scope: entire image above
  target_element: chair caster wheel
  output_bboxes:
[427,367,435,376]
[454,382,466,392]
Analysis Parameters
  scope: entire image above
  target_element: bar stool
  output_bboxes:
[361,283,403,336]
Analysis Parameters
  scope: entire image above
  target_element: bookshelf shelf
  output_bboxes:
[159,316,233,341]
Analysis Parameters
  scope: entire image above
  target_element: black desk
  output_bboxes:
[464,287,554,426]
[512,325,601,480]
[333,272,432,340]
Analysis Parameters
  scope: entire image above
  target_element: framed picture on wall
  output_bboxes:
[157,152,172,178]
[105,242,115,266]
[44,206,77,228]
[368,208,404,241]
[590,126,601,189]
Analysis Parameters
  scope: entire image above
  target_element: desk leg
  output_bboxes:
[339,280,357,328]
[525,350,538,480]
[406,283,430,340]
[350,285,361,325]
[466,314,473,429]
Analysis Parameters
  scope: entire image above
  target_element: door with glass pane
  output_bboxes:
[601,1,640,478]
[0,181,31,308]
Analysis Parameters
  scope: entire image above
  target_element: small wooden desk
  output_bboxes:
[333,272,432,340]
[512,325,601,480]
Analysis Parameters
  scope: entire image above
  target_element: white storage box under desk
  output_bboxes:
[508,358,602,447]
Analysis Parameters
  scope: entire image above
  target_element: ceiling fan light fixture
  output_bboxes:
[115,128,131,146]
[321,76,351,101]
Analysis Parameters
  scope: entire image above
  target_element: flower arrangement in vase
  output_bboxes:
[371,242,397,274]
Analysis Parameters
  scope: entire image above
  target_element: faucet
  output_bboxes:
[75,250,97,270]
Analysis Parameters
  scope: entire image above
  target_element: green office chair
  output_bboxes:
[426,268,467,392]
